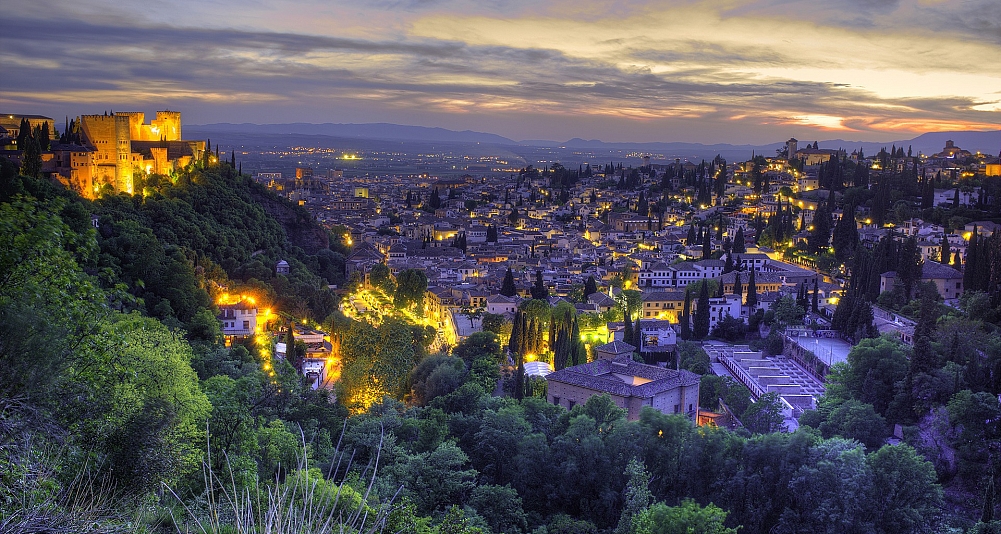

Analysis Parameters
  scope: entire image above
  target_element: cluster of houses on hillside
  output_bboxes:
[225,138,993,424]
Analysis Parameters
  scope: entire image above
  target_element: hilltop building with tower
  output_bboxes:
[1,110,206,199]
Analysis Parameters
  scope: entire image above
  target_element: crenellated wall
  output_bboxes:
[68,110,196,196]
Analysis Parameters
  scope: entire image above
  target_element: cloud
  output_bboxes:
[0,0,998,143]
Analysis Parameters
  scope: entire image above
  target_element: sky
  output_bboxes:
[1,0,999,144]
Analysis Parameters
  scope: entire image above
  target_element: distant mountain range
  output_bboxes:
[189,122,515,145]
[190,122,1001,158]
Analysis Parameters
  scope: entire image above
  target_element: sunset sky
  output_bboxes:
[2,0,999,144]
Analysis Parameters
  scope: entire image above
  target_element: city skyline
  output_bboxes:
[2,0,999,144]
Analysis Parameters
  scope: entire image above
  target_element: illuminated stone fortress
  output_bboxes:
[0,110,209,199]
[64,110,206,198]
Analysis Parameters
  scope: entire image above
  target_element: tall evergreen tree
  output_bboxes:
[941,235,951,265]
[897,237,923,301]
[531,270,548,300]
[733,227,746,253]
[508,310,523,355]
[921,172,934,209]
[964,229,978,292]
[733,272,743,299]
[702,227,712,259]
[500,268,517,297]
[910,290,939,406]
[634,318,643,357]
[623,308,634,346]
[16,118,29,149]
[808,204,832,254]
[514,352,525,400]
[832,205,859,264]
[812,278,819,313]
[429,187,442,210]
[746,268,758,308]
[584,276,598,297]
[19,128,41,178]
[680,290,692,340]
[694,281,711,339]
[615,459,653,534]
[39,122,50,151]
[570,317,587,366]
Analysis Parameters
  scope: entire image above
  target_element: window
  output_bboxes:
[673,404,680,413]
[243,321,250,330]
[568,400,576,409]
[956,282,961,289]
[553,396,560,406]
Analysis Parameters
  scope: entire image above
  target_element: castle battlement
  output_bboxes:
[51,110,204,198]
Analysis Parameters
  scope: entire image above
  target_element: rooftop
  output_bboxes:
[546,357,700,398]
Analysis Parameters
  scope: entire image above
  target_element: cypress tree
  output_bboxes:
[514,352,525,400]
[634,318,643,356]
[19,129,41,178]
[832,205,859,264]
[680,290,692,340]
[812,278,819,313]
[964,229,978,292]
[501,268,517,297]
[734,227,746,253]
[531,270,548,300]
[734,272,743,299]
[941,234,951,265]
[694,281,710,339]
[921,172,934,209]
[509,310,523,355]
[16,118,29,149]
[808,204,832,254]
[623,308,634,346]
[39,122,50,150]
[911,291,939,376]
[746,268,758,308]
[898,236,922,301]
[702,227,712,259]
[571,317,587,366]
[584,276,598,297]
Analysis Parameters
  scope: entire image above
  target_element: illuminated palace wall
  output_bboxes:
[79,113,134,195]
[66,110,203,199]
[115,111,182,142]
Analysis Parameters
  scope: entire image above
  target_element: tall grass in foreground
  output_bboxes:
[166,425,399,534]
[0,395,135,533]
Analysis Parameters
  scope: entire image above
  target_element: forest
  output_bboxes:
[0,156,998,533]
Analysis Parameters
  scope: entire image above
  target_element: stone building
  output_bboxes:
[43,110,205,198]
[546,357,700,421]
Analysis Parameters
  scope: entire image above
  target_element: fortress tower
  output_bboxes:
[79,113,134,194]
[55,110,201,198]
[786,138,798,160]
[152,110,181,141]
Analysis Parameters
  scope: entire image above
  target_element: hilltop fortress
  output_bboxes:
[1,110,206,199]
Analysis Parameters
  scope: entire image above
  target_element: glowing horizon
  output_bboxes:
[1,0,998,144]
